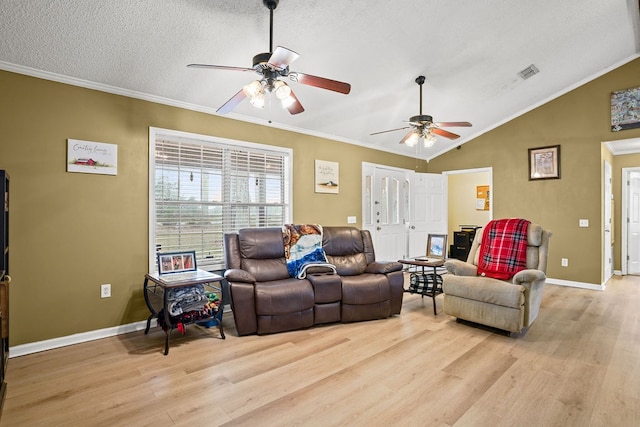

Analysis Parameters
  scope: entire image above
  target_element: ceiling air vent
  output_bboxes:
[518,64,539,80]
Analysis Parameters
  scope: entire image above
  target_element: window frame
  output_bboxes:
[148,127,292,273]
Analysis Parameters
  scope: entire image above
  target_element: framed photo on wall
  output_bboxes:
[528,145,560,180]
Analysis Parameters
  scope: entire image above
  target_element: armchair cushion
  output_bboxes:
[442,276,524,309]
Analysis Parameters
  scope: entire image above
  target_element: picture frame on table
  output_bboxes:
[157,251,197,275]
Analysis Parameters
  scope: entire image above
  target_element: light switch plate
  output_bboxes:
[579,219,589,227]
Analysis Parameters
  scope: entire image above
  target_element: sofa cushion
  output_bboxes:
[341,274,390,305]
[322,226,365,255]
[242,258,290,282]
[254,278,314,315]
[238,228,289,281]
[239,227,285,259]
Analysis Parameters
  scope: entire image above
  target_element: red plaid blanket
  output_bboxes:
[477,218,530,280]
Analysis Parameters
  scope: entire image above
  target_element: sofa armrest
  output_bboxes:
[365,261,404,274]
[224,268,256,284]
[444,259,477,277]
[513,269,546,286]
[513,269,546,327]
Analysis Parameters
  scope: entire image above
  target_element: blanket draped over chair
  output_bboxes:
[283,224,334,278]
[477,218,530,280]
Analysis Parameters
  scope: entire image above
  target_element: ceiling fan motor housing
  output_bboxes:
[253,52,272,69]
[410,114,433,125]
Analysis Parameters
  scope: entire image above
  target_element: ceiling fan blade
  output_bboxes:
[435,121,472,127]
[187,64,255,72]
[431,127,461,139]
[289,72,351,94]
[216,89,247,115]
[400,130,416,144]
[370,126,411,136]
[285,89,305,115]
[268,46,300,70]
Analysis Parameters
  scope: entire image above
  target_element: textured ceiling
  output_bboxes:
[1,0,639,160]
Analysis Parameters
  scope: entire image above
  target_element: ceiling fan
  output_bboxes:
[187,0,351,115]
[371,76,472,147]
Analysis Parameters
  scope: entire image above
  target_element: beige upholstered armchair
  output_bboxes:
[442,222,551,334]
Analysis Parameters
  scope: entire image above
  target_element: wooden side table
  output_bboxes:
[398,258,445,315]
[143,270,225,355]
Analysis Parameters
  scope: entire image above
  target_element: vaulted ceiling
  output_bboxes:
[1,1,639,160]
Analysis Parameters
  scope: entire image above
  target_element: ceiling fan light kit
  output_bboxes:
[188,0,350,115]
[371,75,472,148]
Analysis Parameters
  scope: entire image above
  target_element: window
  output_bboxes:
[149,128,292,272]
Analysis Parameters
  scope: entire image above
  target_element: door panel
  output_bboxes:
[628,171,640,274]
[409,173,447,257]
[373,168,405,261]
[604,160,612,280]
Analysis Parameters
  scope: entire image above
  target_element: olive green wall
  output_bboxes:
[427,58,640,285]
[0,70,424,346]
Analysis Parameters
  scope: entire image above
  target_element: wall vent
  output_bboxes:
[518,64,540,80]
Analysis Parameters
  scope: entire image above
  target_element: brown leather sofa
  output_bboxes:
[223,226,404,336]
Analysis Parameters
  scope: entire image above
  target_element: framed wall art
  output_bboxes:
[67,139,118,175]
[315,160,339,194]
[611,86,640,132]
[528,145,560,180]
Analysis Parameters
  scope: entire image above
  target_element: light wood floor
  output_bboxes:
[2,274,640,426]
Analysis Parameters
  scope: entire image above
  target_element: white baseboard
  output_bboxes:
[9,305,233,358]
[546,277,605,291]
[9,319,156,358]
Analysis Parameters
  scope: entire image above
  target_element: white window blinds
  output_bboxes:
[151,131,291,271]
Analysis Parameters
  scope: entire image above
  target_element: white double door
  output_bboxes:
[362,163,446,262]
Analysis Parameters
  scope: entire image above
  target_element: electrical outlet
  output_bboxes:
[101,284,111,298]
[579,219,589,227]
[347,216,357,224]
[561,258,569,267]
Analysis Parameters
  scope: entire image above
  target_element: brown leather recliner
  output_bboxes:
[224,226,404,336]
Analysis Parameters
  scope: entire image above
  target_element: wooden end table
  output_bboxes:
[398,258,445,315]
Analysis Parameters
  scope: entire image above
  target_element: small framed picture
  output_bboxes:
[426,234,447,259]
[157,251,197,274]
[528,145,560,180]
